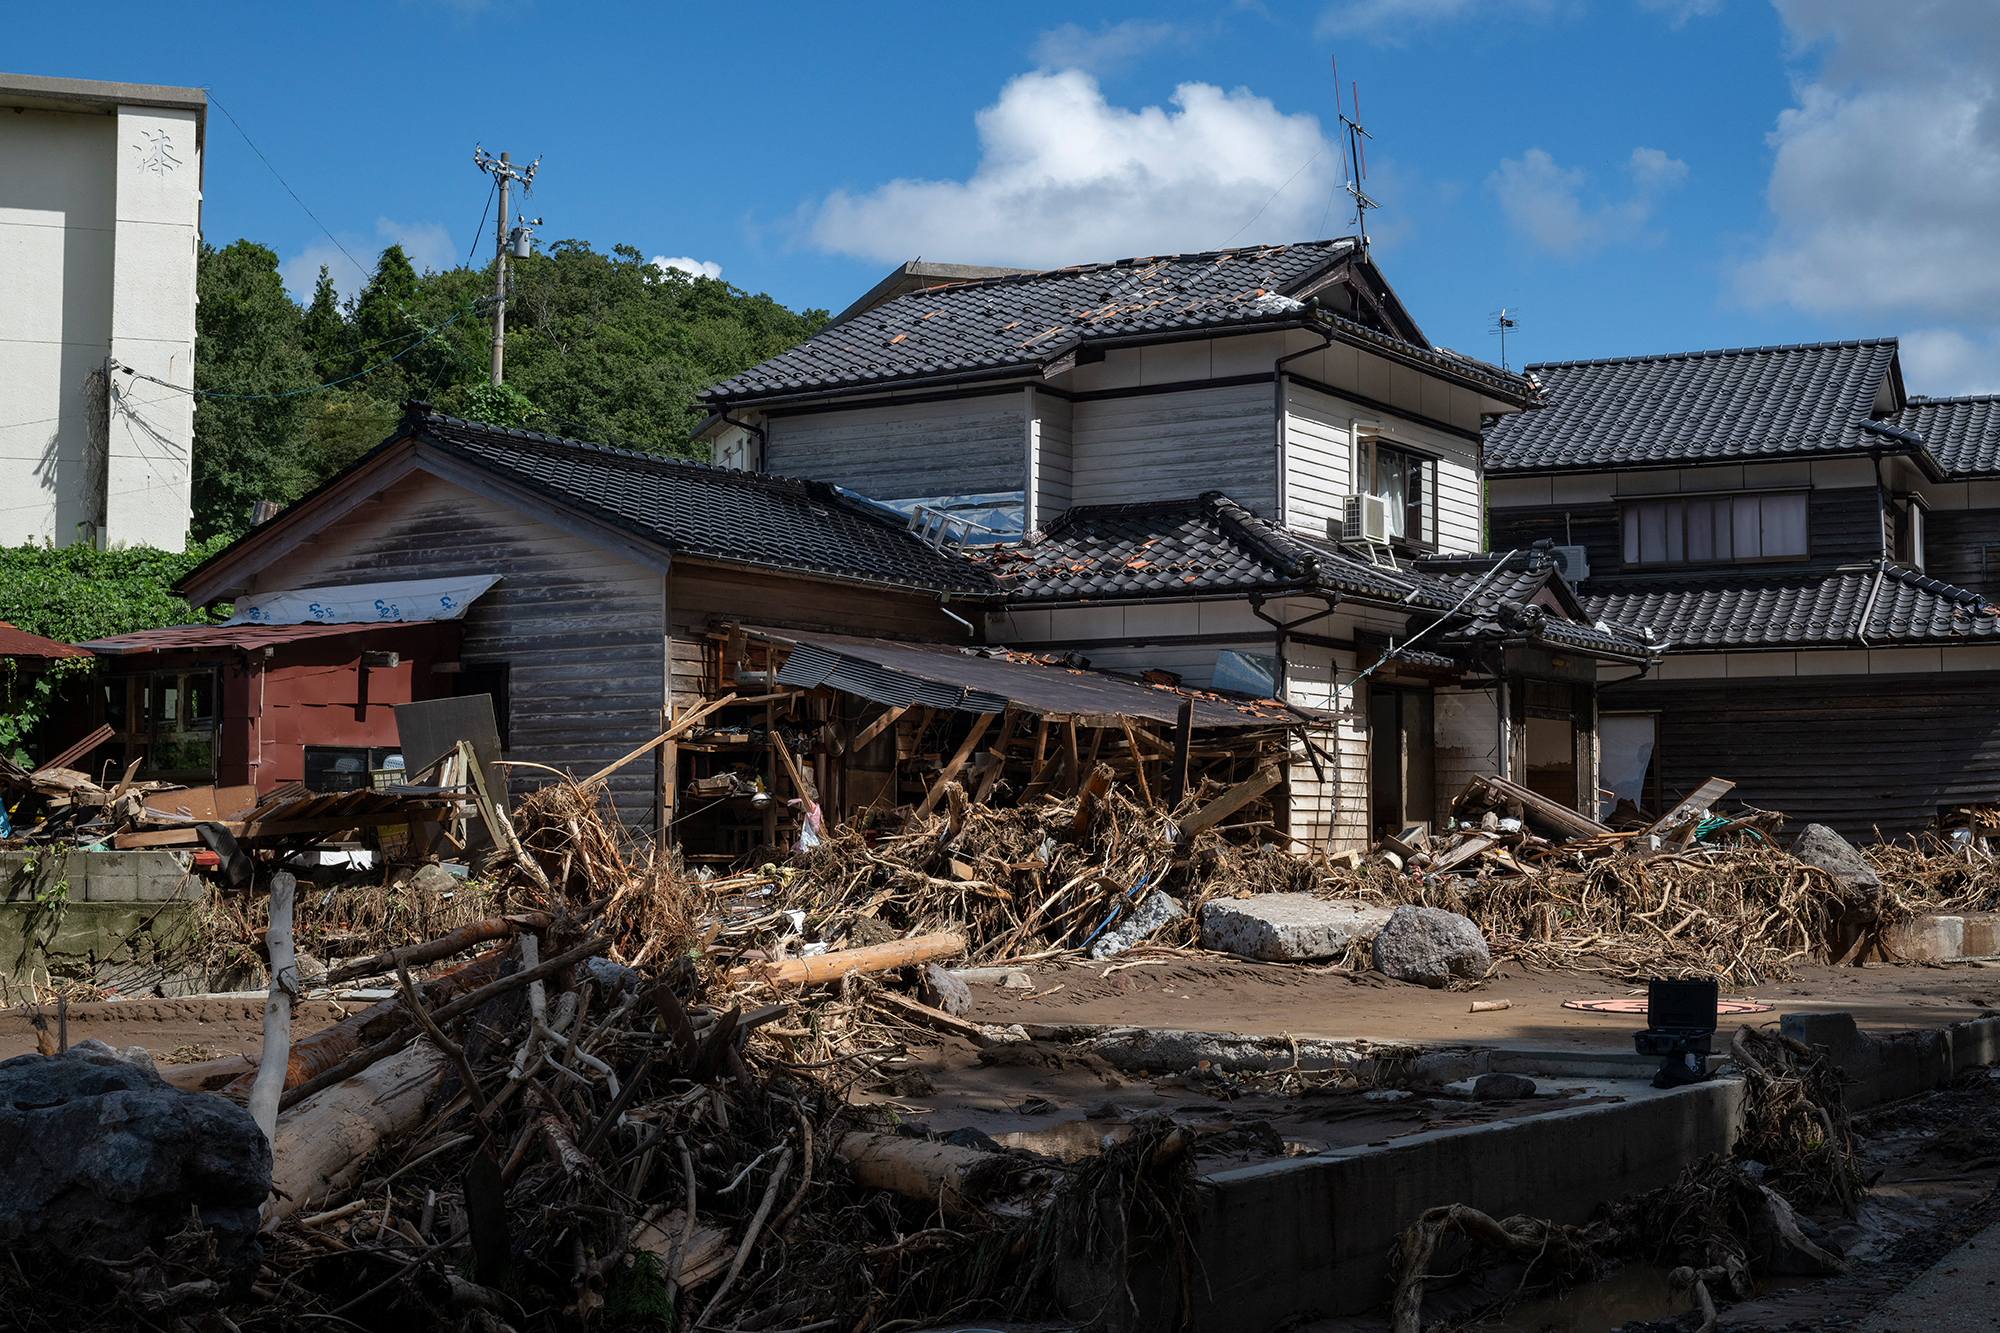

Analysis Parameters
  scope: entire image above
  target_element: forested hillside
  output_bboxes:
[191,240,827,540]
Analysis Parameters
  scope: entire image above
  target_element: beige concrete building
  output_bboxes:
[0,72,203,550]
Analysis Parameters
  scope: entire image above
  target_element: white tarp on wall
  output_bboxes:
[1598,713,1657,818]
[224,575,501,627]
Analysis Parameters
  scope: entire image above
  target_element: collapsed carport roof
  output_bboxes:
[745,627,1307,729]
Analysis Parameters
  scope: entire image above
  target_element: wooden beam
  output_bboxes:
[1643,777,1736,843]
[584,693,735,786]
[1177,765,1283,838]
[1167,697,1193,808]
[34,725,113,777]
[771,729,817,806]
[1430,832,1500,873]
[1060,719,1080,795]
[732,932,965,987]
[850,704,909,754]
[972,707,1019,806]
[914,713,996,819]
[1462,774,1612,840]
[1116,715,1153,810]
[1075,725,1106,796]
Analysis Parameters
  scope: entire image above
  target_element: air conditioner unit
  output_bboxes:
[1343,494,1392,545]
[1551,544,1591,583]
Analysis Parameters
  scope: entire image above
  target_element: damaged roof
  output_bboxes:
[1891,394,2000,477]
[1412,550,1662,657]
[0,622,91,660]
[1484,339,1918,475]
[699,240,1534,407]
[1580,564,2000,650]
[750,626,1301,727]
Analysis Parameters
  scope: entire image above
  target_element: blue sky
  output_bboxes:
[13,0,1999,391]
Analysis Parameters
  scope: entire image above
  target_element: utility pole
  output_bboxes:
[473,145,539,386]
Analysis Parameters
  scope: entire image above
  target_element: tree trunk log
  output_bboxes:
[730,933,963,986]
[248,871,297,1144]
[267,1043,451,1221]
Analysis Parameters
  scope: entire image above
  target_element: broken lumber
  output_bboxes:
[1177,765,1282,838]
[325,913,550,987]
[584,693,736,786]
[1460,774,1611,840]
[872,989,993,1047]
[248,871,298,1144]
[1430,832,1501,873]
[915,713,996,818]
[267,1042,452,1221]
[834,1132,1018,1216]
[733,933,965,987]
[1643,777,1737,841]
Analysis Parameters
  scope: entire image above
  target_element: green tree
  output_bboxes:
[301,264,345,372]
[190,241,315,539]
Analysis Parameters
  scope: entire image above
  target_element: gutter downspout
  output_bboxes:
[1854,559,1887,649]
[1272,309,1333,527]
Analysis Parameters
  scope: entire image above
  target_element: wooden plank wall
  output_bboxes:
[1924,509,2000,596]
[1489,486,1886,577]
[244,471,668,829]
[1069,383,1278,513]
[1602,670,2000,839]
[762,394,1026,500]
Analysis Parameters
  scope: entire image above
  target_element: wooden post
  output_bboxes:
[1076,726,1107,796]
[972,707,1019,806]
[1167,697,1193,809]
[248,869,298,1147]
[1061,719,1081,796]
[1116,715,1154,809]
[915,713,997,818]
[762,700,778,846]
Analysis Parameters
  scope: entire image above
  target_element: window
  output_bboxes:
[1621,493,1808,566]
[1894,497,1927,571]
[1356,438,1436,545]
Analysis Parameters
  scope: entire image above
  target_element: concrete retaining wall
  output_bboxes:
[1781,1011,2000,1109]
[1888,913,2000,962]
[0,850,203,984]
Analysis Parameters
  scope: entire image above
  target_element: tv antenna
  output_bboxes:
[1489,308,1520,372]
[473,144,541,386]
[1330,55,1378,246]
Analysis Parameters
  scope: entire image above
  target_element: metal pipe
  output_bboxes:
[720,411,766,471]
[1854,558,1888,649]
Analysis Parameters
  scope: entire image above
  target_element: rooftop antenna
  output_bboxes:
[1489,307,1519,372]
[1331,55,1378,248]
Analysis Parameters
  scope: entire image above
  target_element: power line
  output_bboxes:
[112,302,485,401]
[205,92,368,283]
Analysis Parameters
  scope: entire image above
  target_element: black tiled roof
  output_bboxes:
[1484,339,1908,474]
[1580,564,1999,649]
[970,493,1429,604]
[413,414,997,595]
[700,240,1534,406]
[1413,551,1653,656]
[975,495,1656,659]
[1892,394,2000,477]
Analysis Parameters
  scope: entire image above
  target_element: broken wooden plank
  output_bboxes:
[731,933,965,987]
[872,989,993,1047]
[1177,765,1283,838]
[1429,832,1501,873]
[584,693,735,786]
[914,713,996,818]
[1116,714,1154,810]
[1167,697,1193,809]
[34,724,114,776]
[1463,774,1612,840]
[849,703,909,754]
[1642,777,1737,840]
[972,707,1019,806]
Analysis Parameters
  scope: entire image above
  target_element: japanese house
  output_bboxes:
[1482,338,2000,836]
[693,238,1656,846]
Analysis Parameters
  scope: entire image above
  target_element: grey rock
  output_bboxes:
[0,1041,269,1279]
[1473,1072,1537,1100]
[1749,1183,1848,1275]
[1371,905,1491,988]
[998,971,1035,990]
[584,956,641,997]
[1199,894,1393,962]
[404,861,461,897]
[919,963,973,1017]
[1089,890,1187,960]
[1789,824,1881,914]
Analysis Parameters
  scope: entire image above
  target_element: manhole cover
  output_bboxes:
[1561,997,1774,1014]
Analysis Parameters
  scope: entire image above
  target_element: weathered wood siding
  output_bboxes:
[1925,509,2000,595]
[1069,382,1278,514]
[1601,670,2000,838]
[762,394,1025,500]
[245,471,668,829]
[1489,485,1886,578]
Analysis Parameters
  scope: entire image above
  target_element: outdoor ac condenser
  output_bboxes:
[1343,494,1392,545]
[1551,544,1591,582]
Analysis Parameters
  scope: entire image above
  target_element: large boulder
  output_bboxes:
[1789,824,1882,916]
[1371,905,1491,988]
[0,1040,270,1279]
[1199,895,1393,962]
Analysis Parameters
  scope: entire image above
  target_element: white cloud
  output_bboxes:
[807,70,1336,269]
[652,255,722,281]
[1901,329,2000,397]
[1737,0,2000,391]
[1031,20,1189,73]
[1489,146,1686,256]
[280,218,458,303]
[1316,0,1717,38]
[1636,0,1720,25]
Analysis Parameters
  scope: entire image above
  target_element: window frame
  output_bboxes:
[1618,490,1812,569]
[1355,435,1439,551]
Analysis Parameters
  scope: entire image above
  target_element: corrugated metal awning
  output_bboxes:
[748,626,1302,729]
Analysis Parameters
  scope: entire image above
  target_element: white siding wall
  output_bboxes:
[762,395,1025,499]
[1031,390,1073,527]
[1283,643,1367,852]
[1281,380,1485,553]
[1070,382,1278,513]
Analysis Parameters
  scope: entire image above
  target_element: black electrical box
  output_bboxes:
[1634,976,1719,1086]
